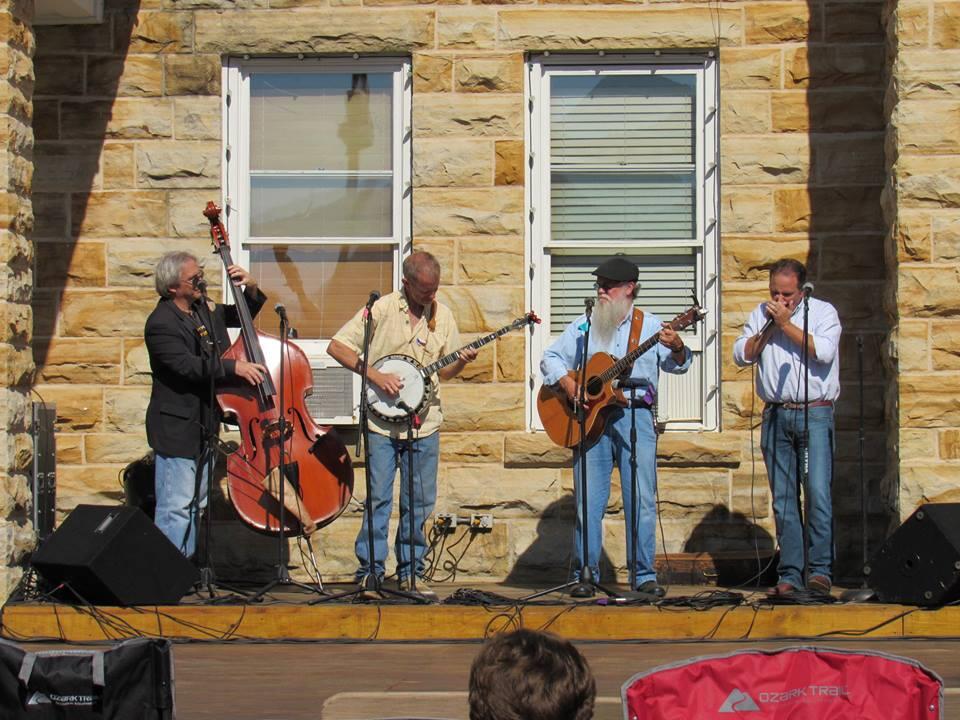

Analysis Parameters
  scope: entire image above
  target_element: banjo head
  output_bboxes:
[366,354,429,422]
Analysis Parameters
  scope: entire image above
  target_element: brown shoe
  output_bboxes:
[808,575,832,594]
[768,582,797,597]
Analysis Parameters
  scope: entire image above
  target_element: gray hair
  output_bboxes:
[402,251,440,283]
[155,251,199,298]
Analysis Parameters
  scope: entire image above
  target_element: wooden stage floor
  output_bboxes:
[3,581,959,719]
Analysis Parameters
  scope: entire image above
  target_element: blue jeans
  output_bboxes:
[573,406,658,588]
[154,452,209,558]
[761,404,835,589]
[355,431,439,581]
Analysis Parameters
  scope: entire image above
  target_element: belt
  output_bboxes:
[627,399,652,409]
[768,400,833,410]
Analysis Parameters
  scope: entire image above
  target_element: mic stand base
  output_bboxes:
[309,573,431,605]
[249,563,328,603]
[520,568,619,602]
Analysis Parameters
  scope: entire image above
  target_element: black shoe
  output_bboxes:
[636,580,666,598]
[570,582,595,599]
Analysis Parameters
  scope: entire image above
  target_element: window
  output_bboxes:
[224,58,411,422]
[527,55,720,431]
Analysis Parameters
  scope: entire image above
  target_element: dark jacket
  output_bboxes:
[144,287,267,459]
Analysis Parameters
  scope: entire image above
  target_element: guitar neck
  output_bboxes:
[422,322,520,377]
[597,333,662,384]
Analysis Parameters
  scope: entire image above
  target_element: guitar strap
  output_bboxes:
[627,307,644,355]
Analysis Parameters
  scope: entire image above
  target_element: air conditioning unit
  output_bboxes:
[305,354,360,425]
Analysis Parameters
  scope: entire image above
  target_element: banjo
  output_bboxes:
[366,311,541,422]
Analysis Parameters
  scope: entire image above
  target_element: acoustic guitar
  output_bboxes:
[537,305,706,448]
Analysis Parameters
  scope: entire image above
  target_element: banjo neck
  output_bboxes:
[419,314,539,378]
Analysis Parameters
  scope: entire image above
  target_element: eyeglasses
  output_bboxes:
[594,279,630,291]
[182,270,204,287]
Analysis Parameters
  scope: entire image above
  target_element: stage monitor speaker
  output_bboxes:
[31,504,199,606]
[865,503,960,607]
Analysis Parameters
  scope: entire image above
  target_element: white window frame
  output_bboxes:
[222,56,413,423]
[526,53,720,432]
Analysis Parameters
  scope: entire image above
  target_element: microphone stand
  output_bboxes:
[857,335,867,587]
[250,308,326,601]
[313,293,424,604]
[523,298,618,602]
[800,290,812,591]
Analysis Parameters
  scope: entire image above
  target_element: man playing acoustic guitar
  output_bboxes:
[541,256,691,598]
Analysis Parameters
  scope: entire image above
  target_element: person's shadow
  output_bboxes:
[683,504,778,588]
[506,496,616,588]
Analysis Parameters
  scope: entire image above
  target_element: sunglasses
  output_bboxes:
[594,279,630,291]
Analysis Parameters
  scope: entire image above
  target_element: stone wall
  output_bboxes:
[28,0,892,586]
[0,0,35,599]
[885,0,960,522]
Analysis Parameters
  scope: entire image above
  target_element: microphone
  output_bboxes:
[397,399,415,414]
[802,282,815,297]
[584,298,594,318]
[366,290,381,308]
[193,277,208,295]
[274,303,289,326]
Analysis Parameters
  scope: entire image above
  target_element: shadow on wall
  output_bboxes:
[682,504,777,588]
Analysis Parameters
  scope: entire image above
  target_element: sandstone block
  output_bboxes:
[720,92,771,135]
[442,383,524,431]
[897,211,932,262]
[33,55,84,96]
[413,139,492,188]
[0,344,33,387]
[720,379,760,431]
[60,289,158,337]
[900,374,960,427]
[772,90,884,133]
[773,187,883,233]
[721,282,770,334]
[414,95,523,138]
[413,54,453,93]
[0,302,32,345]
[87,56,163,97]
[56,464,126,509]
[33,24,110,55]
[722,135,809,185]
[721,235,813,282]
[440,432,504,463]
[495,333,524,382]
[35,385,102,432]
[657,469,731,519]
[899,428,939,462]
[900,463,960,512]
[31,289,60,338]
[437,283,525,332]
[825,2,883,42]
[498,8,741,49]
[415,187,523,237]
[174,97,221,141]
[104,387,151,432]
[812,133,885,185]
[441,465,562,516]
[412,239,456,284]
[433,524,511,578]
[730,470,770,519]
[169,191,222,239]
[721,188,774,234]
[458,235,523,284]
[136,143,220,189]
[744,3,813,43]
[437,8,496,49]
[455,55,523,93]
[494,139,523,186]
[29,193,66,240]
[819,234,885,281]
[195,10,434,53]
[102,144,135,190]
[899,155,960,209]
[899,266,960,318]
[934,2,960,48]
[125,11,193,54]
[107,237,208,288]
[62,99,173,140]
[893,3,930,48]
[33,100,58,142]
[784,45,885,89]
[896,100,960,154]
[450,337,495,382]
[933,213,960,261]
[719,48,781,90]
[504,432,571,468]
[164,55,221,95]
[72,191,167,238]
[35,241,106,289]
[931,321,960,369]
[56,434,84,464]
[939,429,960,459]
[34,337,121,384]
[656,433,741,467]
[893,321,929,371]
[123,339,152,385]
[85,432,149,464]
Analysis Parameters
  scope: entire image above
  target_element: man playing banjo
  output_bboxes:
[327,251,477,595]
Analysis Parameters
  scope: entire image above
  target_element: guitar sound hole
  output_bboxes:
[586,377,603,396]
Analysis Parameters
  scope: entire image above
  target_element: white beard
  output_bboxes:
[590,295,633,348]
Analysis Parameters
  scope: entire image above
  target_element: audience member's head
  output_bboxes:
[468,628,596,720]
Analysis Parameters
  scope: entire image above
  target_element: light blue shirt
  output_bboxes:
[541,309,692,394]
[732,297,842,403]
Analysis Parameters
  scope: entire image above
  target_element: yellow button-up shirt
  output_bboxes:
[332,289,461,438]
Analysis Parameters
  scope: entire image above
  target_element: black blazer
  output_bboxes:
[144,287,267,459]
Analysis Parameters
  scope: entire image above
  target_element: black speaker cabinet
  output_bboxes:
[31,505,199,606]
[865,503,960,606]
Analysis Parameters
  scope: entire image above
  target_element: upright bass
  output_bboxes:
[203,202,353,535]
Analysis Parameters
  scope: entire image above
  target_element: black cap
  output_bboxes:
[592,256,638,282]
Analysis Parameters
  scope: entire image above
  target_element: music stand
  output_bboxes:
[312,293,426,605]
[249,309,326,602]
[523,299,619,602]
